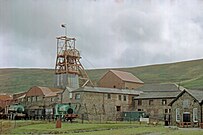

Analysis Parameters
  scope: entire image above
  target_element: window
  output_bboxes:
[149,100,153,105]
[126,87,129,89]
[118,95,122,100]
[69,92,73,99]
[138,109,143,111]
[162,99,167,105]
[107,94,111,99]
[165,109,168,114]
[75,93,80,100]
[193,108,198,122]
[32,96,36,102]
[116,106,121,111]
[29,97,31,102]
[183,99,189,108]
[36,96,40,101]
[123,95,127,101]
[169,109,171,113]
[113,85,116,88]
[138,100,142,106]
[176,108,180,122]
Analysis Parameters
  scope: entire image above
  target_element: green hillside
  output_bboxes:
[0,59,203,93]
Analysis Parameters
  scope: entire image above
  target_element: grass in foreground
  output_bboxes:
[5,121,203,135]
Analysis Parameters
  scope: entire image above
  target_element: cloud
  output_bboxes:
[0,0,203,69]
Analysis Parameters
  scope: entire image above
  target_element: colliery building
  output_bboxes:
[71,86,142,121]
[169,89,203,127]
[0,94,12,113]
[24,86,67,119]
[133,84,181,122]
[98,70,144,89]
[2,30,202,128]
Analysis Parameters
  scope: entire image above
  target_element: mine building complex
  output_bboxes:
[0,27,202,128]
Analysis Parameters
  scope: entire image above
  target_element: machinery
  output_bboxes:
[54,24,93,89]
[8,104,27,120]
[54,103,79,122]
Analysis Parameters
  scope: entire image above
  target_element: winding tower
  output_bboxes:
[54,25,93,89]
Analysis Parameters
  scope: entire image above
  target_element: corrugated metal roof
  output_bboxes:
[73,86,142,95]
[135,83,181,92]
[134,91,180,99]
[110,70,144,83]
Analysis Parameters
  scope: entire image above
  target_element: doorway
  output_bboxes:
[183,112,190,122]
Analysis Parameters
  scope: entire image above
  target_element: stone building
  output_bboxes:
[98,70,144,89]
[133,84,181,121]
[24,86,68,119]
[169,89,203,127]
[71,86,142,121]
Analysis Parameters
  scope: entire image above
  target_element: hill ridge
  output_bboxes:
[0,59,203,93]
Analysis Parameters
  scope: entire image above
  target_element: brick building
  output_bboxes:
[133,84,181,121]
[98,70,144,89]
[72,86,142,121]
[0,94,12,113]
[24,86,68,119]
[12,91,27,104]
[169,89,203,127]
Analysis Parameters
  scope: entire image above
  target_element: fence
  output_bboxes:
[177,122,203,128]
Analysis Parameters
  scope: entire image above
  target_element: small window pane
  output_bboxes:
[149,100,153,105]
[193,108,198,122]
[176,108,180,122]
[118,95,121,100]
[138,100,142,106]
[107,94,111,99]
[123,95,127,101]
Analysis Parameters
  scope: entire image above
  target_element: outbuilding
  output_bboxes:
[169,89,203,128]
[98,70,144,89]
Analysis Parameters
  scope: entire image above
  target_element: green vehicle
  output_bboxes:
[54,103,79,122]
[8,104,27,120]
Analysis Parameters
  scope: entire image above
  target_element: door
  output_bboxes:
[183,112,190,122]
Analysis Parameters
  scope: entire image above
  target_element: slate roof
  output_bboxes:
[187,89,203,103]
[169,89,203,105]
[73,86,142,95]
[110,70,144,84]
[134,91,180,99]
[135,83,181,92]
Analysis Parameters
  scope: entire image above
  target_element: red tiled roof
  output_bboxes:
[0,94,13,101]
[110,70,144,83]
[37,86,63,97]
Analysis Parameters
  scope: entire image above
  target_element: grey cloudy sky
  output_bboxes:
[0,0,203,69]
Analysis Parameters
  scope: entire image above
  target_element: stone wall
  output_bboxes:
[72,91,134,121]
[171,91,202,126]
[134,98,174,120]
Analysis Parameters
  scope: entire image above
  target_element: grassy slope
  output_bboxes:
[87,59,203,89]
[0,59,203,93]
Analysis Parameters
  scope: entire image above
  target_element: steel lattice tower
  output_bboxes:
[54,25,93,88]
